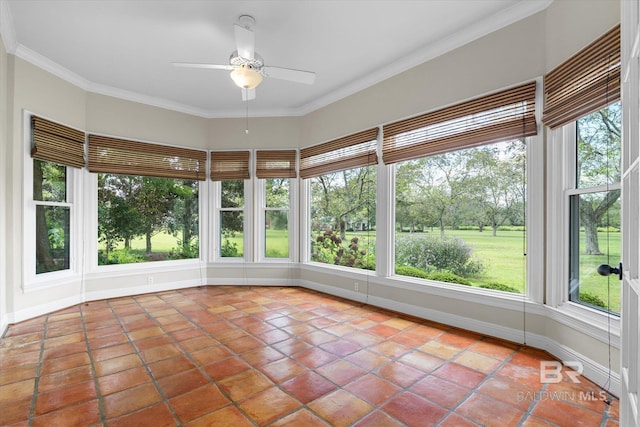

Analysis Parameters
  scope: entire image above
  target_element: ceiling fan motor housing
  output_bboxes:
[229,51,264,71]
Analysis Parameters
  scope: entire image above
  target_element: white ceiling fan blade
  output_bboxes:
[234,24,255,60]
[241,88,256,101]
[172,62,234,71]
[262,66,316,85]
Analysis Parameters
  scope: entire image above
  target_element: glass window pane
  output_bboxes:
[576,102,621,188]
[221,211,244,257]
[36,205,70,274]
[221,180,244,208]
[569,191,621,314]
[266,178,289,208]
[394,140,526,293]
[97,174,199,265]
[309,166,376,270]
[33,159,66,202]
[266,210,289,258]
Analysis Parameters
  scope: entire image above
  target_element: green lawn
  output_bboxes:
[102,233,180,252]
[101,227,620,313]
[221,229,290,258]
[98,232,194,264]
[399,229,620,313]
[265,229,289,258]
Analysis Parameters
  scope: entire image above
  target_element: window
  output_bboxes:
[394,141,526,292]
[88,134,206,265]
[309,167,376,270]
[302,129,378,271]
[211,151,250,259]
[568,102,621,313]
[264,178,290,258]
[256,150,296,260]
[29,115,85,277]
[34,160,71,273]
[219,180,245,258]
[97,174,199,265]
[384,82,537,290]
[542,25,621,314]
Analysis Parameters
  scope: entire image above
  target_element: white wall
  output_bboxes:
[0,0,624,394]
[301,10,547,146]
[0,33,8,332]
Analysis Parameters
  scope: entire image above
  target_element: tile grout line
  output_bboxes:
[27,314,49,427]
[111,295,187,426]
[136,289,261,426]
[79,303,108,426]
[2,285,620,427]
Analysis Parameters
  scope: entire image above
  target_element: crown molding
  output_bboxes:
[0,0,17,53]
[5,0,553,119]
[297,0,554,116]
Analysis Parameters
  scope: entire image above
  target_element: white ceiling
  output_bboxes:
[1,0,551,118]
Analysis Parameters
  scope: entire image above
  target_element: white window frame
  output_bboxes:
[546,119,621,338]
[386,135,543,301]
[22,111,83,291]
[302,164,378,272]
[213,178,252,262]
[89,174,206,272]
[301,132,544,305]
[256,176,297,262]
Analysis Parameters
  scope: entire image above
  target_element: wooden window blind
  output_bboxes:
[382,81,537,165]
[88,134,207,180]
[542,25,620,129]
[299,128,379,179]
[256,150,297,179]
[210,151,250,181]
[31,116,85,168]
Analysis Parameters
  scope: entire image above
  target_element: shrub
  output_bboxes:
[168,240,199,259]
[104,248,145,264]
[221,238,239,257]
[426,271,472,286]
[395,235,484,277]
[395,265,429,279]
[579,292,607,308]
[311,230,375,270]
[480,282,520,293]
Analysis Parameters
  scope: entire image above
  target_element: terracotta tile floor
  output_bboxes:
[0,286,619,426]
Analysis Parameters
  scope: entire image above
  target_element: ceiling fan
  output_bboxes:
[173,15,316,101]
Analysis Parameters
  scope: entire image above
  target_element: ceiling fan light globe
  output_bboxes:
[230,66,263,89]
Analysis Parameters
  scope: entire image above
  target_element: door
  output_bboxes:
[620,0,640,424]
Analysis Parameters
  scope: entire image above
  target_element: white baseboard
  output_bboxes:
[1,313,9,337]
[83,278,203,302]
[3,275,621,398]
[300,279,621,397]
[8,294,83,325]
[206,278,298,287]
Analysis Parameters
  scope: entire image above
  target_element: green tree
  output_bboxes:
[137,177,177,254]
[34,160,67,272]
[266,178,289,230]
[396,160,430,232]
[577,102,621,254]
[465,142,525,236]
[312,166,376,239]
[168,179,199,256]
[98,174,144,252]
[424,152,469,238]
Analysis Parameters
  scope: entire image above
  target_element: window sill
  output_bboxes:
[300,263,544,315]
[23,270,82,293]
[545,302,620,347]
[93,258,205,276]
